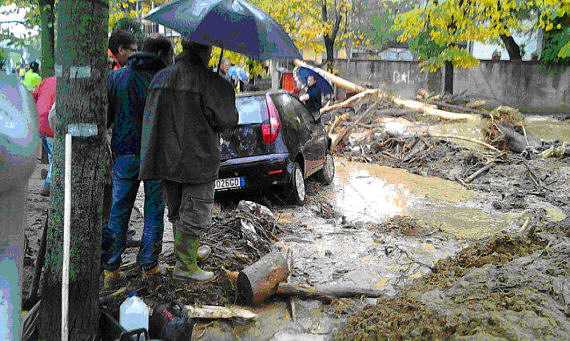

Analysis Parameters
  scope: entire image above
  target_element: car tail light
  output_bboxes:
[262,94,280,144]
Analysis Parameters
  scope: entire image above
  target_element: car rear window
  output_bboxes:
[236,95,268,125]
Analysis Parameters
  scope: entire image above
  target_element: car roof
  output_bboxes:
[236,89,288,98]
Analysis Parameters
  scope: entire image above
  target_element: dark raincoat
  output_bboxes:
[140,51,238,184]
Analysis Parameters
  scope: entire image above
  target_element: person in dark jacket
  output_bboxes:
[140,39,238,281]
[300,75,322,113]
[102,34,173,289]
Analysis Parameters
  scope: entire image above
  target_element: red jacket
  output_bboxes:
[32,76,56,137]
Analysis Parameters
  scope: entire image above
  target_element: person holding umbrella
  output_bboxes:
[140,39,238,281]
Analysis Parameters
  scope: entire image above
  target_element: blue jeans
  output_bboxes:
[102,155,165,271]
[40,136,53,188]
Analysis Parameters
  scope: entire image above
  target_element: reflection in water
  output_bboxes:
[331,161,475,224]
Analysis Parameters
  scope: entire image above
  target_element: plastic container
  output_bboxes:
[120,293,149,339]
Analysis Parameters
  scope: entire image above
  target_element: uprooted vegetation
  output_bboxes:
[336,212,570,340]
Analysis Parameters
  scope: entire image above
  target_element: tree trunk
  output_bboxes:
[39,1,108,340]
[324,35,335,70]
[444,60,453,94]
[500,35,522,60]
[39,0,55,77]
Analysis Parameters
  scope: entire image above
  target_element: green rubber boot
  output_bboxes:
[172,233,214,281]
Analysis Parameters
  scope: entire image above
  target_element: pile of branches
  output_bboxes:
[203,207,282,272]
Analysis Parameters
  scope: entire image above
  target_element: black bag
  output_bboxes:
[149,301,194,341]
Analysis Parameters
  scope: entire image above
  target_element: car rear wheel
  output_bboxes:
[316,152,335,185]
[283,162,306,205]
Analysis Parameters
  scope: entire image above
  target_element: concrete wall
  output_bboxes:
[333,59,442,99]
[454,61,568,113]
[333,59,569,113]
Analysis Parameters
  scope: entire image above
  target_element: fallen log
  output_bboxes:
[185,305,257,320]
[394,98,478,121]
[276,283,385,301]
[427,100,490,117]
[294,59,365,93]
[496,124,541,153]
[321,89,381,114]
[465,162,495,183]
[422,133,502,153]
[237,248,289,305]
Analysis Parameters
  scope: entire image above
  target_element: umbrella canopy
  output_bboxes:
[144,0,302,61]
[293,65,334,97]
[227,65,250,83]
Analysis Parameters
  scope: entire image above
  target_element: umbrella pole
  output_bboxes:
[217,47,224,75]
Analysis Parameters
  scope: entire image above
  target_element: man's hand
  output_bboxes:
[300,94,309,102]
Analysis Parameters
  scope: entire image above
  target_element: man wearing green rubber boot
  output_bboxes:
[140,39,238,281]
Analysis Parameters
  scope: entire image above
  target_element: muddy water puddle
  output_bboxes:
[279,160,509,293]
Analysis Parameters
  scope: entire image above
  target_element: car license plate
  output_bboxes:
[215,177,243,191]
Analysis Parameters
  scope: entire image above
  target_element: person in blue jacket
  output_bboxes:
[102,34,173,289]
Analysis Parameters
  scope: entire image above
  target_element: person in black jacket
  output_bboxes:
[102,34,173,289]
[140,39,238,282]
[300,75,322,113]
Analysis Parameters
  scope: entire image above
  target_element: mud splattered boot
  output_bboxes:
[172,233,214,281]
[103,269,125,291]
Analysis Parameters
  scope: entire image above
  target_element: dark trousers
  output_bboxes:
[162,180,215,239]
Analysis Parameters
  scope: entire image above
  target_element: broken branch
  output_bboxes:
[421,133,502,153]
[465,162,495,184]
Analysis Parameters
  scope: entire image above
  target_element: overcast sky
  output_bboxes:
[0,4,39,40]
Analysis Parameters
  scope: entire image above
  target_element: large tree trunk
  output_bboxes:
[39,0,55,77]
[444,60,453,94]
[39,0,108,340]
[500,35,522,60]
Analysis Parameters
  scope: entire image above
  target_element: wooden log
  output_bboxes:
[237,249,289,305]
[393,98,478,121]
[427,100,490,117]
[185,305,257,320]
[294,59,366,93]
[321,89,381,114]
[465,162,495,183]
[276,283,385,301]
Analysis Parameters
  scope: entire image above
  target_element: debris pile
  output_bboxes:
[99,201,283,310]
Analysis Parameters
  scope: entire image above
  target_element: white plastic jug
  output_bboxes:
[120,293,149,338]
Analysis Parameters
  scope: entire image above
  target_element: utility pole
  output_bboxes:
[39,0,108,340]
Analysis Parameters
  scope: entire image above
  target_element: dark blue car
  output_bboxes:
[217,90,335,204]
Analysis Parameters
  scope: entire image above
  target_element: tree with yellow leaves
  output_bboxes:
[394,0,569,92]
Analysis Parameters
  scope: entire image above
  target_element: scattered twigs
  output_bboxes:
[465,162,495,184]
[521,159,545,191]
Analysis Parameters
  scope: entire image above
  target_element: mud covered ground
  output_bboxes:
[337,213,569,340]
[330,109,569,340]
[22,108,568,339]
